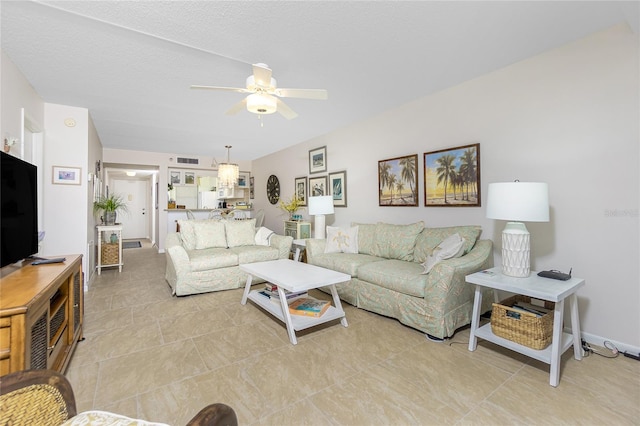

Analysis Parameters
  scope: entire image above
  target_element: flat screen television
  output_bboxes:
[1,151,38,267]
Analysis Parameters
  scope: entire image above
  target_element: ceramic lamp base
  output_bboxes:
[501,222,531,277]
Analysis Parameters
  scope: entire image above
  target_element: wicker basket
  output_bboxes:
[101,243,119,265]
[491,295,554,350]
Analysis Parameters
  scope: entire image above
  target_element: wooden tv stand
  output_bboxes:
[0,255,83,376]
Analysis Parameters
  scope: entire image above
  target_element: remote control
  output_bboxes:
[537,270,571,281]
[31,257,66,265]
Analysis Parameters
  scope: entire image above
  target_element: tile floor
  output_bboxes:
[65,240,640,425]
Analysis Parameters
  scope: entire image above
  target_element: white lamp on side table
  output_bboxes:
[308,195,334,239]
[486,181,549,277]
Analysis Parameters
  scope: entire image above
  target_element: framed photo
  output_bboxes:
[249,176,255,199]
[329,170,347,207]
[309,175,328,197]
[424,143,480,207]
[378,154,418,206]
[295,176,308,206]
[309,146,327,174]
[238,171,250,188]
[170,170,181,185]
[184,171,195,185]
[52,166,81,185]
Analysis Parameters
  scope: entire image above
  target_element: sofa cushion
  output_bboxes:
[188,248,238,271]
[310,253,384,277]
[194,220,227,249]
[225,219,257,247]
[351,222,377,255]
[230,245,280,264]
[372,222,424,261]
[325,226,359,253]
[421,233,465,274]
[413,225,482,263]
[357,259,429,298]
[177,219,198,250]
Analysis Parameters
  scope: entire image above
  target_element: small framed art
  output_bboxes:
[309,146,327,174]
[184,171,195,185]
[238,171,250,188]
[295,176,308,206]
[170,170,181,185]
[52,166,82,185]
[329,170,347,207]
[309,175,328,196]
[424,143,480,207]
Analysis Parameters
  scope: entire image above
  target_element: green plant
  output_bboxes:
[93,194,129,215]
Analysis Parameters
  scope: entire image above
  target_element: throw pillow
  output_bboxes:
[373,221,425,261]
[194,220,227,249]
[255,226,275,246]
[325,226,359,253]
[225,219,257,247]
[177,220,196,250]
[421,233,465,274]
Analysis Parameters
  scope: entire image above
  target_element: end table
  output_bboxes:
[466,267,585,387]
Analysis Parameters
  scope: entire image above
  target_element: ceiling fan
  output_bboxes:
[190,63,328,120]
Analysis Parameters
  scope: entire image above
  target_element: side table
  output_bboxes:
[96,225,123,275]
[466,267,585,387]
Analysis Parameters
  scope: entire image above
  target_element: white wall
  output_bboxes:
[253,24,639,349]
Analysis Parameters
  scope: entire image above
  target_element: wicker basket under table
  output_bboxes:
[101,243,120,265]
[491,295,554,350]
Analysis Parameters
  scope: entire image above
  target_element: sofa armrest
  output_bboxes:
[165,232,192,274]
[424,239,493,311]
[304,238,326,264]
[270,234,294,259]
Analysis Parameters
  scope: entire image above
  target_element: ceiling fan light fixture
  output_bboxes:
[218,145,239,188]
[246,93,277,115]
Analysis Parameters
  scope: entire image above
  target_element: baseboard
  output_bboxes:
[577,329,640,355]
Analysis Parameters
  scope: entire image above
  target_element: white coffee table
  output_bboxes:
[240,259,350,344]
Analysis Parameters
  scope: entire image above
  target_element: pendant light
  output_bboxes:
[217,145,239,188]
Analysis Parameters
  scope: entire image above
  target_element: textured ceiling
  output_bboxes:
[1,1,635,162]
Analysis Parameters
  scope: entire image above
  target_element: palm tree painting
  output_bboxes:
[378,154,419,206]
[424,143,480,206]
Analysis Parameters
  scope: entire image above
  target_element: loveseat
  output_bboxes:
[306,222,493,339]
[165,218,293,296]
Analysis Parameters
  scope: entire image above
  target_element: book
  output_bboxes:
[288,297,331,317]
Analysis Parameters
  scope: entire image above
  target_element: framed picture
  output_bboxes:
[424,143,480,207]
[170,170,181,185]
[309,175,328,197]
[309,146,327,174]
[295,176,308,206]
[238,171,250,188]
[329,170,347,207]
[249,176,255,199]
[378,154,418,206]
[184,171,195,185]
[52,166,81,185]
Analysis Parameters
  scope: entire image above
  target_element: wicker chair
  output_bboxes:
[0,369,238,426]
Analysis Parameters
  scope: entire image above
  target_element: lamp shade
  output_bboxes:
[308,196,334,215]
[486,182,549,222]
[246,93,277,115]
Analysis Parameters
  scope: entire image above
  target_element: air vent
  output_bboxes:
[177,157,199,165]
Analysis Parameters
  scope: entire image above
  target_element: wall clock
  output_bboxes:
[266,174,280,205]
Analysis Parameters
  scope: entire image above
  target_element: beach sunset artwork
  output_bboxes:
[424,143,480,207]
[378,154,418,206]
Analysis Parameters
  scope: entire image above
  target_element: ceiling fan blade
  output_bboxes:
[276,98,298,120]
[274,88,328,100]
[225,98,247,115]
[252,63,273,88]
[190,85,252,94]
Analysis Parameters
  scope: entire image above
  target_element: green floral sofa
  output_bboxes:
[165,219,293,296]
[306,222,493,339]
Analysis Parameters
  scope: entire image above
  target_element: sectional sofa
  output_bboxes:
[305,222,493,339]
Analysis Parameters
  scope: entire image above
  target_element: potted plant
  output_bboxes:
[94,194,128,225]
[279,195,304,220]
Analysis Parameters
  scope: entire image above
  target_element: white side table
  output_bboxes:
[466,267,585,387]
[96,225,123,275]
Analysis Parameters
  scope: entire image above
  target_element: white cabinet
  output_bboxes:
[217,187,245,199]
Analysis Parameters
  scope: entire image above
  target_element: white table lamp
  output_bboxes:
[486,181,549,277]
[308,195,334,239]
